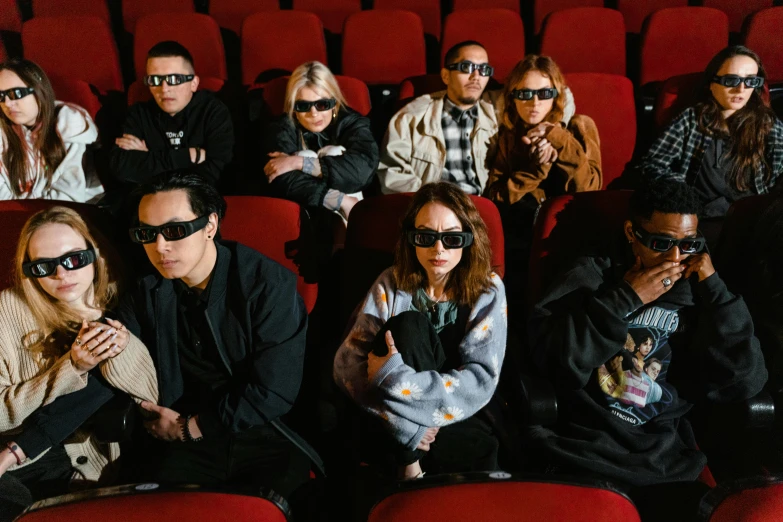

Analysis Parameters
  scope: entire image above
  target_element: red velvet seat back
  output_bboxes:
[0,201,123,292]
[0,0,21,33]
[49,76,102,121]
[744,8,783,84]
[565,73,636,188]
[617,0,686,34]
[18,491,287,522]
[241,11,327,86]
[705,482,783,522]
[541,8,626,76]
[262,75,371,117]
[441,9,525,83]
[22,16,124,93]
[368,480,641,522]
[209,0,279,36]
[452,0,520,13]
[640,7,729,86]
[704,0,772,34]
[134,13,227,81]
[221,196,318,314]
[292,0,361,34]
[32,0,111,24]
[374,0,441,41]
[533,0,602,35]
[122,0,194,34]
[528,191,633,307]
[342,10,426,86]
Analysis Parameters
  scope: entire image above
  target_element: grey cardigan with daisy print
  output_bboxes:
[333,268,507,450]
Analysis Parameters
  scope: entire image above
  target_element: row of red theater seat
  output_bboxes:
[4,2,783,90]
[5,189,783,521]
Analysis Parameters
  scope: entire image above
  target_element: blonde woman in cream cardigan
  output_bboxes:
[0,206,157,520]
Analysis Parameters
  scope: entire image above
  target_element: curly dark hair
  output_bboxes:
[393,182,494,308]
[629,179,703,222]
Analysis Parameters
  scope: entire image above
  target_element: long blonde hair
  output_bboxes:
[14,206,116,344]
[284,61,349,122]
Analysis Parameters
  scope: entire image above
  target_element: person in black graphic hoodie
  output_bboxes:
[529,180,767,521]
[111,41,234,188]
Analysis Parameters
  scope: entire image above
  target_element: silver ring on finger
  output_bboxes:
[662,277,673,289]
[75,337,82,346]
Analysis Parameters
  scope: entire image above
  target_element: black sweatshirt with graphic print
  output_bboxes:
[528,240,767,487]
[110,90,234,186]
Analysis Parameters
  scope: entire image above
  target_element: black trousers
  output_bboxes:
[141,424,311,500]
[364,311,500,474]
[0,445,71,522]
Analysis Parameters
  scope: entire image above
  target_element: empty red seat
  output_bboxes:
[565,73,636,188]
[292,0,360,34]
[49,76,102,120]
[441,9,525,83]
[703,0,772,34]
[122,0,194,34]
[374,0,441,40]
[17,487,288,522]
[222,196,318,314]
[703,480,783,522]
[368,475,641,522]
[0,0,21,33]
[22,16,124,93]
[32,0,111,24]
[452,0,520,13]
[241,11,327,86]
[262,75,371,117]
[640,7,729,86]
[342,10,426,85]
[134,13,227,81]
[744,7,783,84]
[533,0,602,35]
[541,8,626,75]
[209,0,279,36]
[127,76,225,105]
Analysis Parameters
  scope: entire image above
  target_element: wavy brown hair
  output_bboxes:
[393,182,494,308]
[502,55,566,128]
[696,46,776,192]
[0,59,65,197]
[14,206,116,346]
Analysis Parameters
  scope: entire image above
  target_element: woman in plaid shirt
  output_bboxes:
[641,46,783,230]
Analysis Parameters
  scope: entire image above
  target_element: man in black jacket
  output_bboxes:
[111,41,234,188]
[117,172,314,500]
[529,180,767,520]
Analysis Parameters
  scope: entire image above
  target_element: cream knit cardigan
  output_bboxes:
[0,288,158,483]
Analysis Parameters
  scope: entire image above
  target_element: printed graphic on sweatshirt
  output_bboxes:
[166,131,184,148]
[596,305,679,426]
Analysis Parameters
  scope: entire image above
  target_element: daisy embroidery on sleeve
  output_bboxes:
[473,316,494,342]
[501,297,508,325]
[391,381,423,400]
[432,406,465,426]
[443,376,460,394]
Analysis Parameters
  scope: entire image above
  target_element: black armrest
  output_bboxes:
[519,373,558,426]
[90,392,137,444]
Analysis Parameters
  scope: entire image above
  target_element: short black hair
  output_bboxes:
[147,41,195,72]
[443,40,486,68]
[132,171,226,224]
[629,179,703,222]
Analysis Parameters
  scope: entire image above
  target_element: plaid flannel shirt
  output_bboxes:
[441,97,482,195]
[640,107,783,194]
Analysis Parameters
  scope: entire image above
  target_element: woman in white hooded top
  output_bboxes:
[0,59,102,202]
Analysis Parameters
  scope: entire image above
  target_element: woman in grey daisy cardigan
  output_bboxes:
[334,182,507,480]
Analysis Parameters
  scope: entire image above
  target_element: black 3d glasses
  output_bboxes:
[446,61,494,77]
[0,87,35,103]
[143,74,195,87]
[712,75,765,89]
[633,225,706,254]
[129,215,209,244]
[293,98,336,113]
[407,230,474,249]
[22,248,96,278]
[512,88,559,101]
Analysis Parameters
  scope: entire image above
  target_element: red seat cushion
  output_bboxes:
[707,483,783,521]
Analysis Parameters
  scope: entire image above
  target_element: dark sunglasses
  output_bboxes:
[407,230,474,249]
[0,87,35,103]
[712,75,764,89]
[446,61,494,78]
[633,225,706,254]
[512,88,559,101]
[22,248,96,278]
[143,74,195,87]
[293,98,336,113]
[129,215,209,244]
